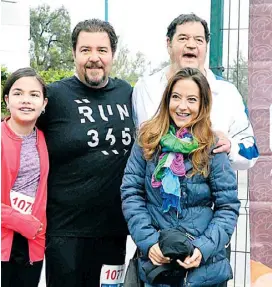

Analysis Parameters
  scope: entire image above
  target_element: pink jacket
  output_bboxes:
[1,120,49,263]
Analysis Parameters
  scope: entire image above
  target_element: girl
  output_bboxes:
[121,68,240,286]
[1,67,49,287]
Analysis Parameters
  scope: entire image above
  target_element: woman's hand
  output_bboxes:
[37,223,43,234]
[177,248,202,269]
[32,217,43,239]
[148,243,171,266]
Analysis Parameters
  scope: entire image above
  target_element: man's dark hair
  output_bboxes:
[166,13,210,43]
[72,19,118,54]
[2,67,47,105]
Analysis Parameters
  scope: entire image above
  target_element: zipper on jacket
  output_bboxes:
[183,271,189,286]
[185,232,195,241]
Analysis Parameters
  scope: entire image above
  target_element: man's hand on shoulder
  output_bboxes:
[213,131,231,154]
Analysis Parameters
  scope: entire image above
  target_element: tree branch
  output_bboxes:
[41,35,58,67]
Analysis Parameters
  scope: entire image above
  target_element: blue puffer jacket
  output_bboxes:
[121,143,240,286]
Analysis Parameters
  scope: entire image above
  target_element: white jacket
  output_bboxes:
[132,66,259,170]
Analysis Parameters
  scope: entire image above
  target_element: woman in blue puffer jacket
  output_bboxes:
[121,68,240,287]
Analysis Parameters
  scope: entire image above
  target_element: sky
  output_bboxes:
[27,0,211,70]
[1,0,249,72]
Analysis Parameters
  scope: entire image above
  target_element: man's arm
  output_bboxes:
[132,79,145,129]
[132,84,139,129]
[213,84,259,170]
[132,77,155,130]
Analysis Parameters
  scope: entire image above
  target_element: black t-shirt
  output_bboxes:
[38,76,135,237]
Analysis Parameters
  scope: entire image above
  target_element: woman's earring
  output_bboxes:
[41,109,45,114]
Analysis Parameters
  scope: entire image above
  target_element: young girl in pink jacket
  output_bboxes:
[1,67,49,287]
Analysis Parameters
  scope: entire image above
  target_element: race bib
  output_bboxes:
[100,264,126,287]
[10,190,35,215]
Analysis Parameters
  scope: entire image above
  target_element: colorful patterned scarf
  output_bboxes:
[151,125,198,213]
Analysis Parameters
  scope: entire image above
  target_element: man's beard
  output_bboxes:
[84,72,106,87]
[84,63,107,87]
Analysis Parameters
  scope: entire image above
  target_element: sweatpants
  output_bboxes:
[1,259,43,287]
[45,235,127,287]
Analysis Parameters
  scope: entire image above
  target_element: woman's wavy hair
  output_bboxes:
[138,67,216,177]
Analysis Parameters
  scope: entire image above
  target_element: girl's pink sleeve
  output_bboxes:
[1,203,41,239]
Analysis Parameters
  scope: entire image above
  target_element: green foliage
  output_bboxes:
[1,67,74,117]
[39,69,74,84]
[30,4,73,71]
[1,66,10,117]
[111,45,150,86]
[30,4,149,86]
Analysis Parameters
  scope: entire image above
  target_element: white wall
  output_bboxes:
[0,0,30,72]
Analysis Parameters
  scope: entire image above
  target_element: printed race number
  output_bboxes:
[10,190,35,215]
[100,264,125,287]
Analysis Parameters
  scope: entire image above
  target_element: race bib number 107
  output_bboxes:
[100,264,126,287]
[10,190,35,215]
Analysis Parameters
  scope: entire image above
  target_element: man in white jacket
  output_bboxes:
[132,13,259,170]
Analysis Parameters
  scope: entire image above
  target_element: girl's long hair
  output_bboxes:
[138,67,216,177]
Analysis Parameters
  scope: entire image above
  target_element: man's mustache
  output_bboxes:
[85,63,103,69]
